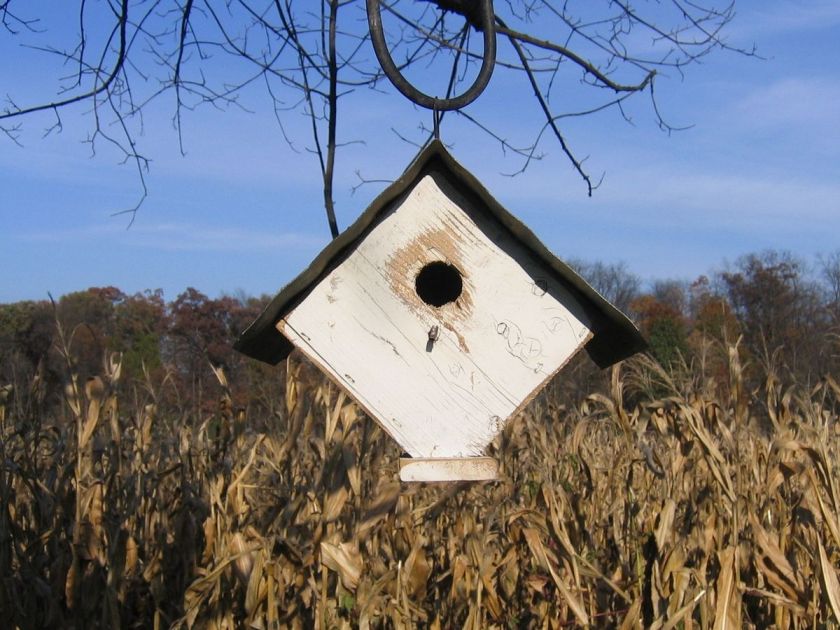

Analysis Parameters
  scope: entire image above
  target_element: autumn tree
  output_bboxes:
[57,287,127,380]
[719,251,828,383]
[0,299,56,417]
[112,290,168,376]
[630,285,689,368]
[820,251,840,326]
[688,275,739,344]
[0,1,753,233]
[166,288,255,412]
[0,300,53,375]
[569,259,641,313]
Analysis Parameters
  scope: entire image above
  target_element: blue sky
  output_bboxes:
[2,1,839,303]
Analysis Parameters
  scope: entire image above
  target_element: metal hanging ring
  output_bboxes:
[367,0,496,112]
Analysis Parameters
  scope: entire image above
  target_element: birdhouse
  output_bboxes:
[236,140,645,482]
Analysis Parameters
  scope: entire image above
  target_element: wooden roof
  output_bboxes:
[235,140,646,368]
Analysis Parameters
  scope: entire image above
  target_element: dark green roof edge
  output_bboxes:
[234,140,647,368]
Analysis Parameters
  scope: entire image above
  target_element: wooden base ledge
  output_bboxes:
[399,457,499,482]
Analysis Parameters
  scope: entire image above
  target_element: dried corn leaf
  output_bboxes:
[266,570,277,627]
[402,541,431,598]
[712,546,738,630]
[64,381,82,418]
[498,548,519,599]
[741,587,806,615]
[618,598,642,630]
[245,549,265,616]
[749,512,804,602]
[321,541,362,591]
[80,395,101,449]
[480,570,504,620]
[685,408,735,502]
[661,589,706,630]
[106,394,120,446]
[819,540,840,623]
[525,574,549,594]
[358,481,400,536]
[450,554,469,601]
[325,390,346,445]
[125,535,138,576]
[666,573,689,625]
[662,547,686,585]
[202,516,216,564]
[230,533,255,587]
[655,499,677,552]
[542,485,578,564]
[65,561,77,609]
[522,527,590,626]
[323,485,349,523]
[811,469,840,550]
[342,443,361,496]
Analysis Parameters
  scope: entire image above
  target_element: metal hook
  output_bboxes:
[366,0,497,112]
[426,324,440,352]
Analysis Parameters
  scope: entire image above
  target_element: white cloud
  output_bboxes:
[17,221,327,253]
[734,77,840,129]
[485,155,840,234]
[733,1,840,37]
[609,170,840,228]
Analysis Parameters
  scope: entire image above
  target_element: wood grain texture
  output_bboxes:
[399,457,499,482]
[282,167,591,458]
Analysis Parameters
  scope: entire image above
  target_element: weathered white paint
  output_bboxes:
[282,167,592,459]
[399,457,499,482]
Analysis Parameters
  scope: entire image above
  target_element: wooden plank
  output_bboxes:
[399,457,499,482]
[283,167,591,458]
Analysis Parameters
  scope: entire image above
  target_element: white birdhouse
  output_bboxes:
[236,141,645,482]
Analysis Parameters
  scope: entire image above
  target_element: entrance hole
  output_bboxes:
[415,261,463,307]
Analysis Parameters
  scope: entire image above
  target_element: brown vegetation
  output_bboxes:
[2,252,840,628]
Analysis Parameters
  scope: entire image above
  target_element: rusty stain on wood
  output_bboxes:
[441,320,470,353]
[385,224,474,322]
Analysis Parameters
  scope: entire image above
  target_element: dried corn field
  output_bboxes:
[2,334,840,629]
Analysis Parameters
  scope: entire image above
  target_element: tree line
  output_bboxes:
[564,250,840,404]
[0,287,281,426]
[2,249,839,423]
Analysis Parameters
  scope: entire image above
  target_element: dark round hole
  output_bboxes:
[415,261,463,307]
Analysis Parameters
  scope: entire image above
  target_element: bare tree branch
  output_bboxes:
[498,16,597,195]
[495,22,655,93]
[323,0,340,239]
[0,0,129,121]
[0,0,754,232]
